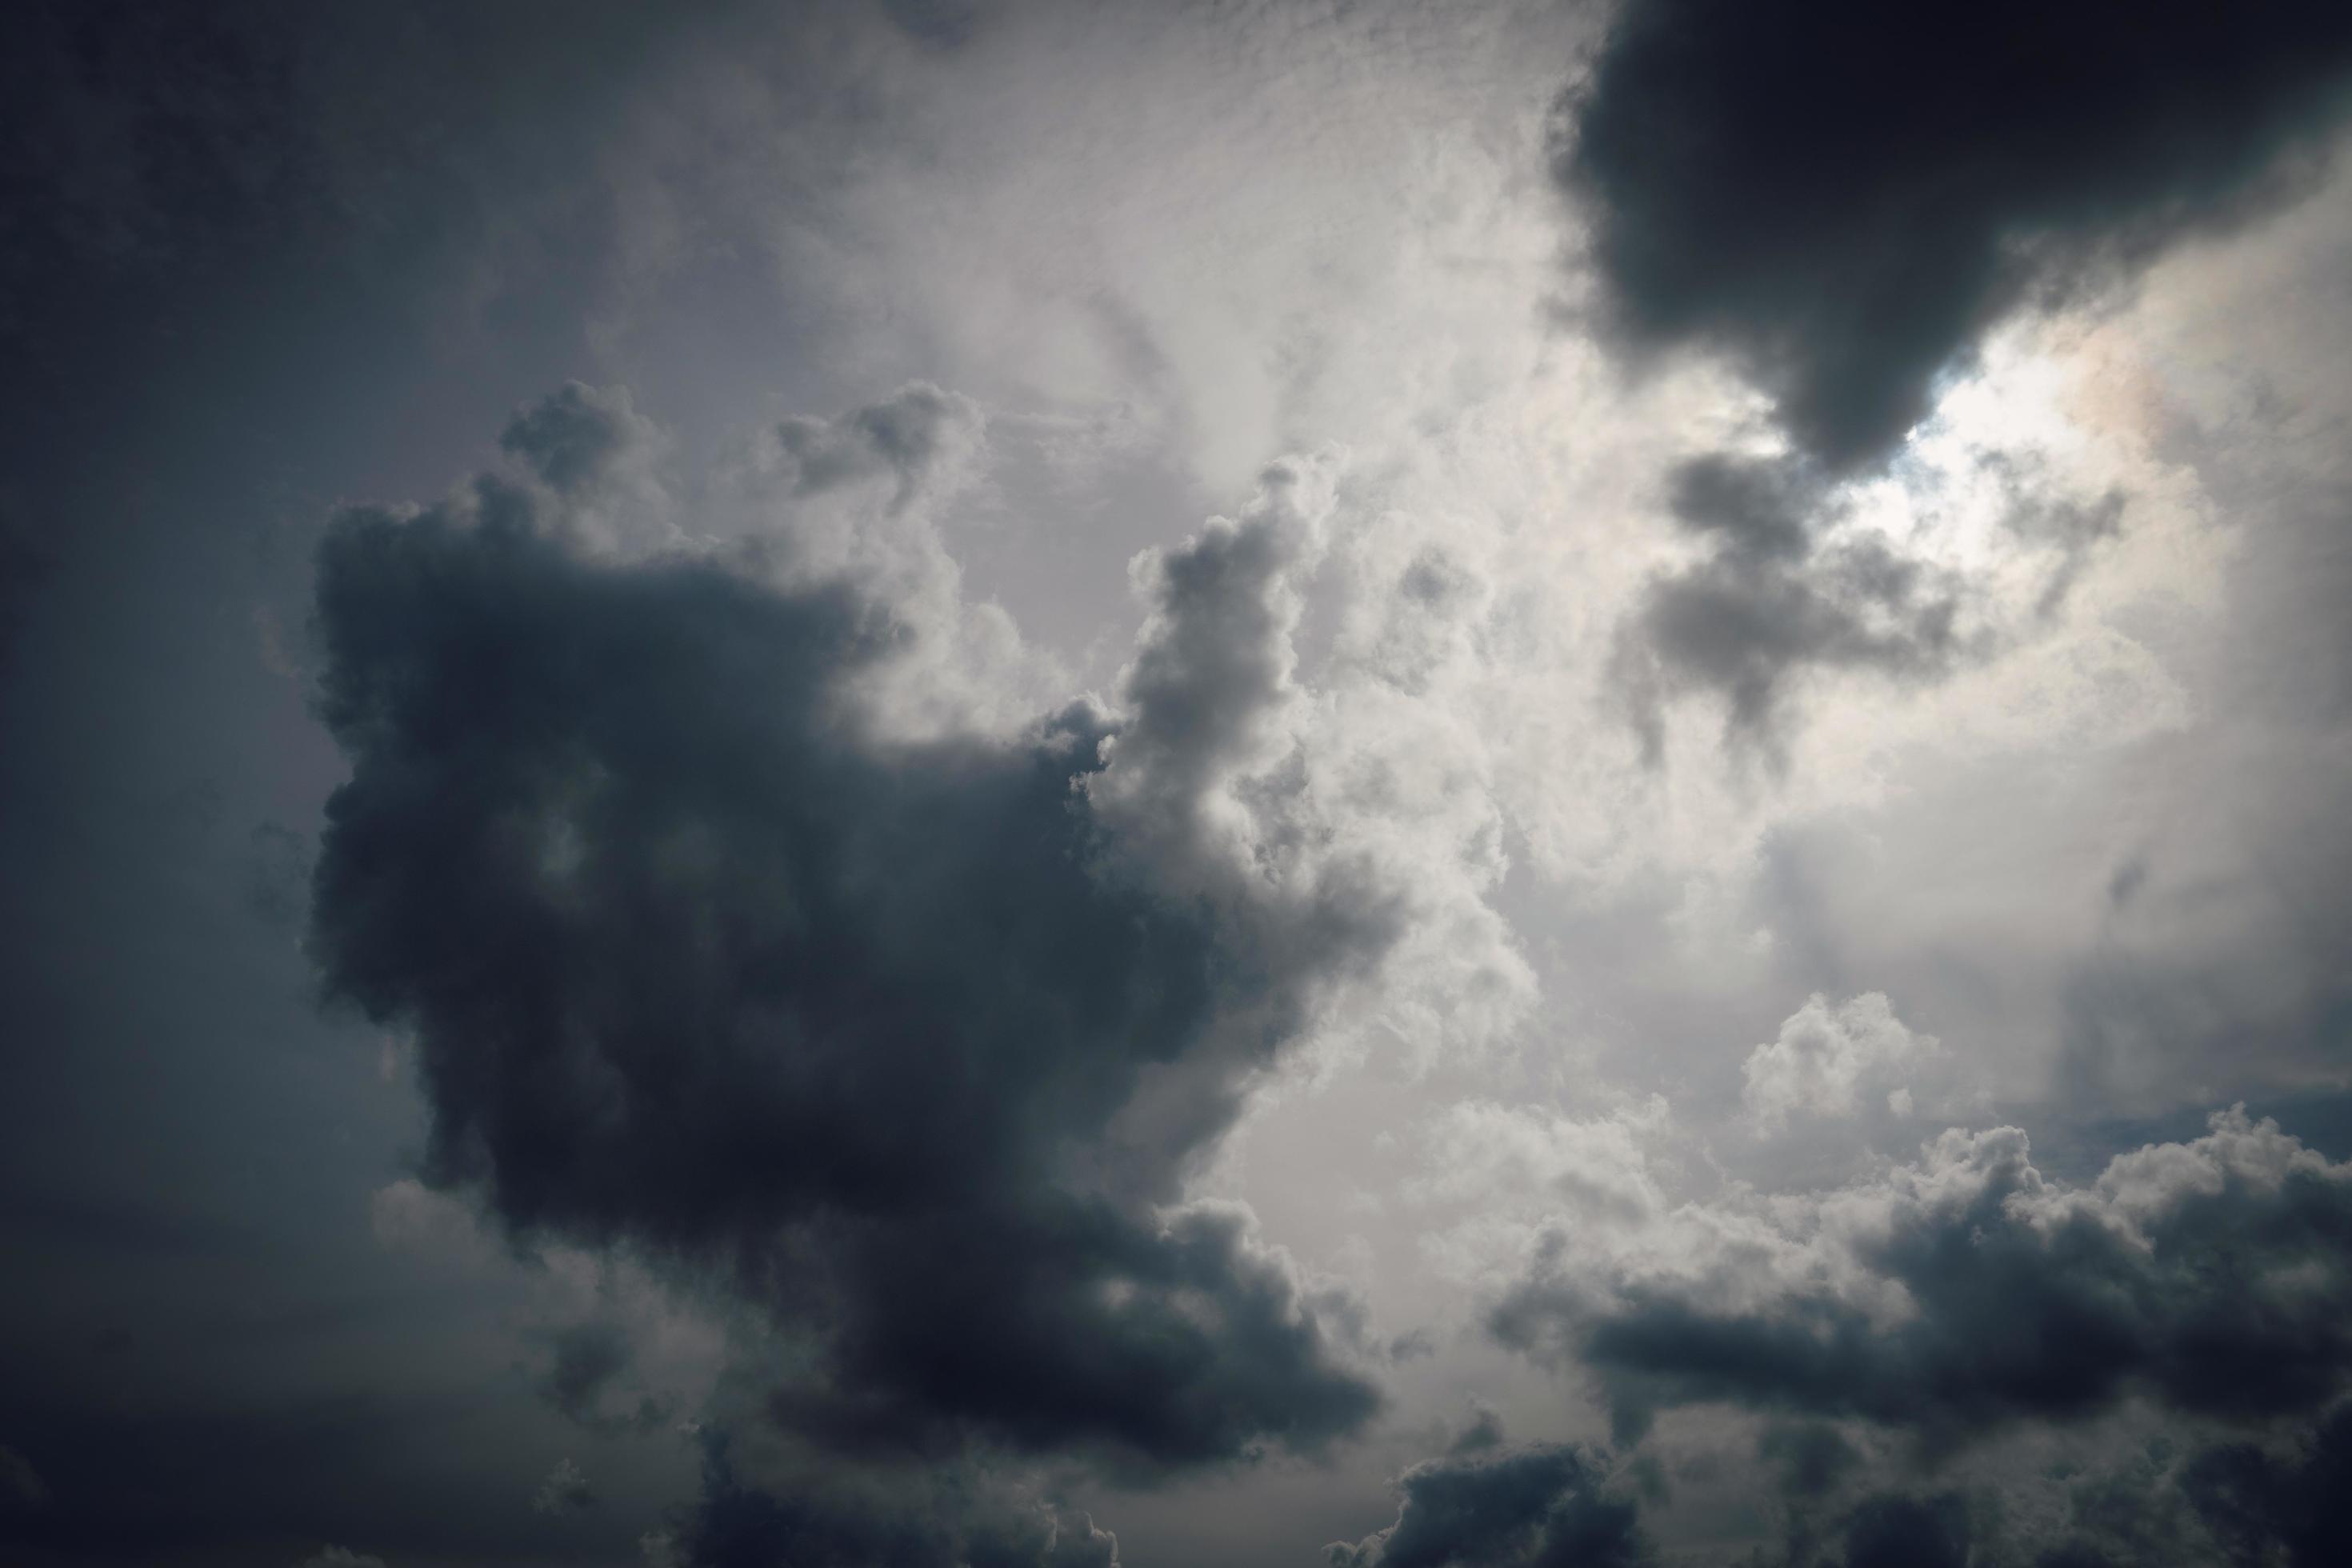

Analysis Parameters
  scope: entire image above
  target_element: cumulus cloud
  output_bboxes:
[1416,1098,1674,1234]
[1554,0,2352,470]
[1322,1442,1646,1568]
[1740,993,1938,1130]
[306,387,1410,1490]
[1554,0,2346,761]
[1492,1108,2352,1446]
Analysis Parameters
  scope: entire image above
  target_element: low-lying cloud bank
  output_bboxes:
[1492,1107,2352,1443]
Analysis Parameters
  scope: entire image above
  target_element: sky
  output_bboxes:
[4,2,2352,1565]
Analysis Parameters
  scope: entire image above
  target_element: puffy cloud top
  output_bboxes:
[306,390,1385,1473]
[1494,1108,2352,1442]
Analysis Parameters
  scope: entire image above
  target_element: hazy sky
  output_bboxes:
[6,3,2352,1566]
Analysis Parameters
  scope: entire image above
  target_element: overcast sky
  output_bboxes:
[6,3,2352,1566]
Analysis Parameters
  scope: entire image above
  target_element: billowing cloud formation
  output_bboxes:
[306,388,1385,1474]
[1556,0,2352,468]
[1322,1442,1646,1568]
[1740,993,1937,1130]
[1492,1109,2352,1444]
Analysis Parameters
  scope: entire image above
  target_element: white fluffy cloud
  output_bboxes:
[1740,991,1938,1129]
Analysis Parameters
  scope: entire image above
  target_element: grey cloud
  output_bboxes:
[2180,1402,2352,1567]
[1493,1110,2352,1446]
[2002,482,2126,622]
[306,390,1382,1471]
[1092,455,1335,843]
[242,822,314,928]
[670,1435,1118,1568]
[501,382,658,498]
[1614,451,2128,757]
[1662,453,1822,563]
[1566,0,2323,763]
[1836,1490,1970,1568]
[1696,1416,2352,1567]
[1900,1408,2352,1568]
[1323,1442,1646,1568]
[1615,457,1972,758]
[770,383,982,508]
[537,1321,668,1435]
[1448,1403,1506,1458]
[1756,1422,1859,1504]
[1555,0,2352,470]
[530,1457,595,1516]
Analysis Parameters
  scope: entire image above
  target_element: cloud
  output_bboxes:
[1740,993,1938,1130]
[660,1434,1118,1568]
[1756,1421,1860,1504]
[1491,1108,2352,1446]
[306,388,1386,1472]
[295,1550,387,1568]
[1322,1442,1647,1568]
[536,1320,671,1435]
[1606,449,2131,758]
[532,1457,596,1515]
[501,381,663,501]
[2180,1402,2352,1567]
[1554,0,2352,470]
[1836,1490,1970,1568]
[768,383,984,510]
[1617,532,1971,762]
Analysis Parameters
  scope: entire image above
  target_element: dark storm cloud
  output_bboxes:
[1613,456,1973,758]
[538,1320,668,1435]
[2180,1403,2352,1568]
[305,392,1381,1471]
[1490,1111,2352,1446]
[1322,1442,1647,1568]
[671,1434,1118,1568]
[1835,1491,1970,1568]
[1556,0,2352,469]
[1907,1405,2352,1566]
[1757,1422,1859,1504]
